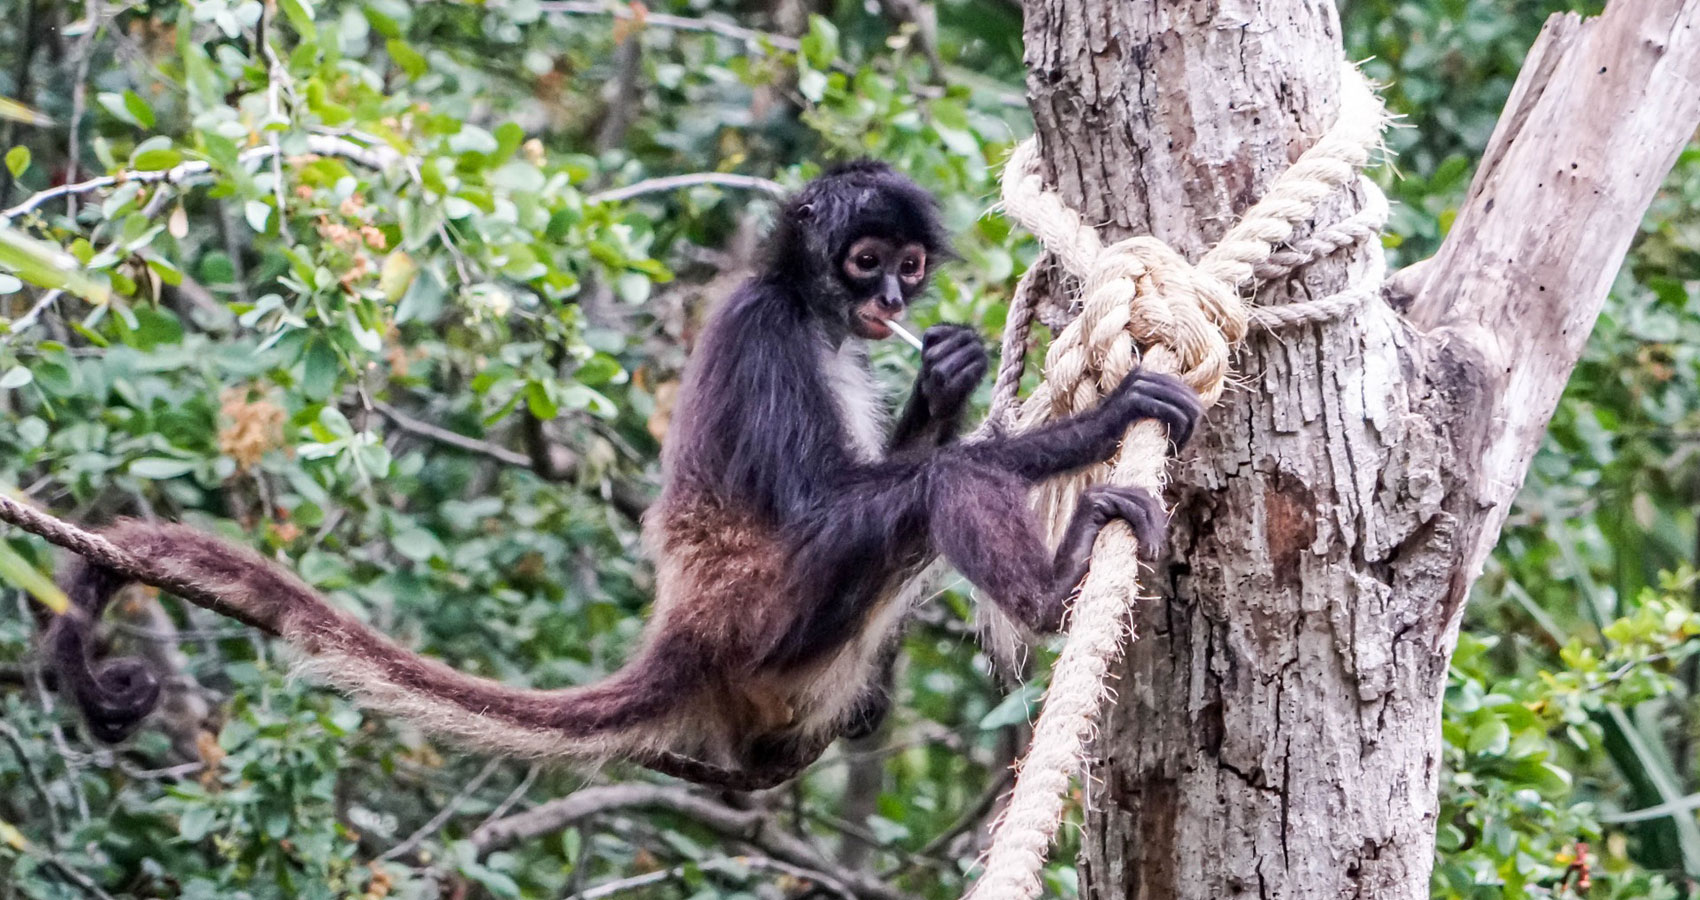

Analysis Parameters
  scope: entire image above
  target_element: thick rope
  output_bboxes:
[1253,175,1389,283]
[986,259,1045,432]
[966,63,1387,900]
[1248,244,1386,331]
[983,173,1387,452]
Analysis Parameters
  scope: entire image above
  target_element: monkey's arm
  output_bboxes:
[889,325,988,453]
[963,369,1202,483]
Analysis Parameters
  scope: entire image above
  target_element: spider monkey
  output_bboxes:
[44,161,1202,788]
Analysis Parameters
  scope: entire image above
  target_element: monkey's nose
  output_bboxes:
[877,291,905,313]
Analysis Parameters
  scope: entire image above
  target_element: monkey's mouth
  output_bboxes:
[851,301,901,340]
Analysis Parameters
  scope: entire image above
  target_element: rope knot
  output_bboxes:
[1034,236,1242,420]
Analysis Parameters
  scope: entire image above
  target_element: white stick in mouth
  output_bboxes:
[886,320,924,350]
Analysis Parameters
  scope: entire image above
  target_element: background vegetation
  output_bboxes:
[0,0,1695,897]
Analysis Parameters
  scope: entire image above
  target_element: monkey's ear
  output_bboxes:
[793,202,815,221]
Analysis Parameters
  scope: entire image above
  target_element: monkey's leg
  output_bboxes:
[929,466,1168,633]
[639,727,840,791]
[965,369,1202,483]
[840,641,900,740]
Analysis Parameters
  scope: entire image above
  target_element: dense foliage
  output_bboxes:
[0,0,1695,897]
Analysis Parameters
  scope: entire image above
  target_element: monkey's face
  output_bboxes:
[839,235,928,340]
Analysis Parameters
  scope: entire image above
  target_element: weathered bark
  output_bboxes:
[1014,1,1700,898]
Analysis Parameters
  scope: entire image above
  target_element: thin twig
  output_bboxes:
[469,783,908,900]
[256,0,295,245]
[569,854,857,900]
[4,171,181,343]
[2,289,63,342]
[537,1,803,53]
[536,0,1026,107]
[15,593,89,822]
[65,0,106,220]
[114,759,205,781]
[593,21,644,153]
[0,718,64,846]
[381,758,503,860]
[476,763,540,832]
[39,851,119,900]
[911,768,1013,860]
[374,401,533,468]
[109,621,256,642]
[588,171,788,205]
[374,401,651,521]
[1,136,399,221]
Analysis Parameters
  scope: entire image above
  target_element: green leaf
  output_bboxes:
[146,255,184,287]
[0,225,110,303]
[0,366,30,389]
[129,458,197,479]
[801,15,840,69]
[448,125,498,156]
[130,135,180,170]
[318,406,354,438]
[178,806,219,842]
[524,380,558,420]
[123,90,157,129]
[279,0,316,33]
[798,66,828,103]
[1467,718,1511,756]
[305,80,353,126]
[0,97,52,126]
[392,527,446,563]
[245,200,272,233]
[0,538,69,614]
[14,417,46,447]
[378,251,417,302]
[387,38,427,80]
[133,148,182,171]
[302,338,340,399]
[459,863,520,899]
[979,682,1041,730]
[346,309,382,353]
[4,146,28,178]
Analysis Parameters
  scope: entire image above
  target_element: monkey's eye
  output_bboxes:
[899,256,922,276]
[844,237,892,279]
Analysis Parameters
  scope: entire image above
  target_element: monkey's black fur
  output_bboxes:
[47,160,1202,788]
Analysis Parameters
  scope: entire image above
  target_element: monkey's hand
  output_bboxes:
[918,325,988,420]
[1106,369,1205,451]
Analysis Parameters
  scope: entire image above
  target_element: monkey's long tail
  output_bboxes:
[34,516,696,764]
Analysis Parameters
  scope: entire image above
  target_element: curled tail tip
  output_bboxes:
[45,610,162,744]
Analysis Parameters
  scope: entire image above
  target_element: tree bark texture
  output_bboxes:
[1015,1,1700,898]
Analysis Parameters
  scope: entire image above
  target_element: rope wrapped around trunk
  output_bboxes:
[967,62,1390,900]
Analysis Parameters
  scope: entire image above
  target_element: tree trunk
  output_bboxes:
[1014,1,1700,897]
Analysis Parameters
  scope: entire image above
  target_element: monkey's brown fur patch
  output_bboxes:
[643,490,793,667]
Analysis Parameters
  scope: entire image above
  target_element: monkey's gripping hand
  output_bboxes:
[917,324,988,420]
[1104,368,1204,451]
